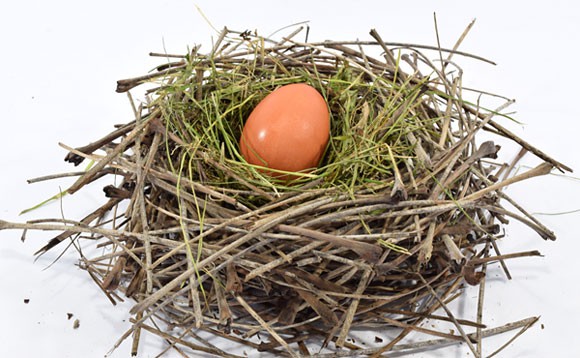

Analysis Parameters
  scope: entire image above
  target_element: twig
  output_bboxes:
[235,294,300,358]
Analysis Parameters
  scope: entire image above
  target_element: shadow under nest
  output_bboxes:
[13,27,572,357]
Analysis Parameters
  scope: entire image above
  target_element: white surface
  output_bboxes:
[1,1,579,357]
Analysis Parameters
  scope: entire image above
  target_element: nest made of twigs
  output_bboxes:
[3,26,572,357]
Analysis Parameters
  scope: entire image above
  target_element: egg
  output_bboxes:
[239,83,330,177]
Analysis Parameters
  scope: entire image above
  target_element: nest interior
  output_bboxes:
[5,26,572,357]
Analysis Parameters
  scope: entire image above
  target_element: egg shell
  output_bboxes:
[239,83,330,176]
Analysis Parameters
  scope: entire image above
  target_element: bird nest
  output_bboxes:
[1,26,571,357]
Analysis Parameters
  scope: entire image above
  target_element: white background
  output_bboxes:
[1,1,578,357]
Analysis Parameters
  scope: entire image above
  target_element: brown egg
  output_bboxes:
[239,83,330,177]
